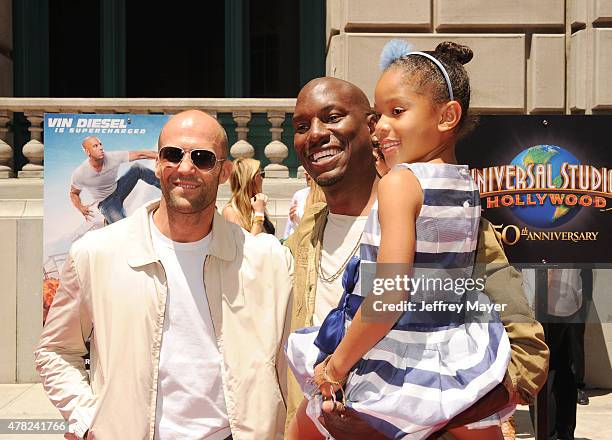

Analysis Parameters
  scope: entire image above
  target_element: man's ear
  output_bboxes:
[154,157,162,179]
[366,112,378,134]
[218,159,233,185]
[438,101,462,133]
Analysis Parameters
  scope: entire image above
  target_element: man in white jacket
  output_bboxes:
[36,110,293,440]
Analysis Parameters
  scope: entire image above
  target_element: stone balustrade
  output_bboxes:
[0,97,299,178]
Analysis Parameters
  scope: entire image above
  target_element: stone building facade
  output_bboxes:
[326,0,612,114]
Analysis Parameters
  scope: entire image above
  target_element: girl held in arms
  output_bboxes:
[286,40,513,440]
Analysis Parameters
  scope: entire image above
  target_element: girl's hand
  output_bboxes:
[313,356,348,413]
[250,193,268,212]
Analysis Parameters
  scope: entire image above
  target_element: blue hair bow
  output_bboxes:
[379,39,413,70]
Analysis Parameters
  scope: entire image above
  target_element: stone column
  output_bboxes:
[229,110,254,159]
[263,110,289,178]
[0,111,13,178]
[297,165,306,179]
[19,111,44,178]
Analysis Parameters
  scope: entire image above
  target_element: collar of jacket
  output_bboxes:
[125,198,237,268]
[310,204,329,246]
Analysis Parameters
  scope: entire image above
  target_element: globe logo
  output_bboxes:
[510,145,581,228]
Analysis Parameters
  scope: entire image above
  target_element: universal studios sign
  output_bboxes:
[457,116,612,266]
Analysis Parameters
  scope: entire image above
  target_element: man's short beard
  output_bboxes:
[166,191,216,213]
[160,181,217,214]
[315,172,344,187]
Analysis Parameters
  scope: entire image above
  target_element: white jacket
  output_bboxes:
[36,200,294,439]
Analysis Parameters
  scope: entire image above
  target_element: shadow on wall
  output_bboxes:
[513,407,595,440]
[585,316,612,388]
[585,270,612,388]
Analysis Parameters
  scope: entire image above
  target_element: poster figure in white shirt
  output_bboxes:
[70,136,160,224]
[283,172,312,239]
[523,268,593,440]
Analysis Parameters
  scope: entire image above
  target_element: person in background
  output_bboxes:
[283,173,312,239]
[222,157,275,235]
[524,268,591,440]
[574,269,592,406]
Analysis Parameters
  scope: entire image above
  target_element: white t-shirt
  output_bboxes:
[283,187,311,239]
[70,151,129,202]
[522,268,583,317]
[150,214,231,440]
[313,213,369,326]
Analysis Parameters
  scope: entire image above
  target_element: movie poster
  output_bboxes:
[457,115,612,266]
[43,114,169,321]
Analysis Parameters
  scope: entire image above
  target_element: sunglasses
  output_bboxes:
[159,146,225,171]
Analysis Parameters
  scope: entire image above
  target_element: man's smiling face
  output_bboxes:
[292,79,375,187]
[155,111,230,215]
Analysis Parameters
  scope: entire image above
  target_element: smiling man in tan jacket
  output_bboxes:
[284,77,549,439]
[36,110,293,440]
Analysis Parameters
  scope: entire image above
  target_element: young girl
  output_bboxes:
[286,40,513,440]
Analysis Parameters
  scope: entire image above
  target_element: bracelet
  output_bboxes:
[313,355,348,389]
[254,213,265,222]
[324,355,348,384]
[312,355,347,407]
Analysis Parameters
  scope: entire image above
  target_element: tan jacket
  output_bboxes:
[284,203,549,430]
[36,200,294,440]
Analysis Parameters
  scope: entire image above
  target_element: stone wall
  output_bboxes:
[326,0,612,115]
[0,199,43,383]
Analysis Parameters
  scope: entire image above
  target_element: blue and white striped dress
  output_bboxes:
[286,163,513,439]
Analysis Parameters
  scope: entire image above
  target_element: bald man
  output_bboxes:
[285,78,548,439]
[70,136,160,224]
[37,111,294,440]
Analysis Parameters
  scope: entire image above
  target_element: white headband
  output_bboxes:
[379,40,455,101]
[404,51,454,101]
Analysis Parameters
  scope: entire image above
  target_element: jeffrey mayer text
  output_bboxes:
[372,300,507,314]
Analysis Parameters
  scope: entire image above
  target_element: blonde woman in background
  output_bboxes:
[222,157,275,235]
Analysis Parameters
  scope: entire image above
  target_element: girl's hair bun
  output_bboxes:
[379,39,414,70]
[435,41,473,65]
